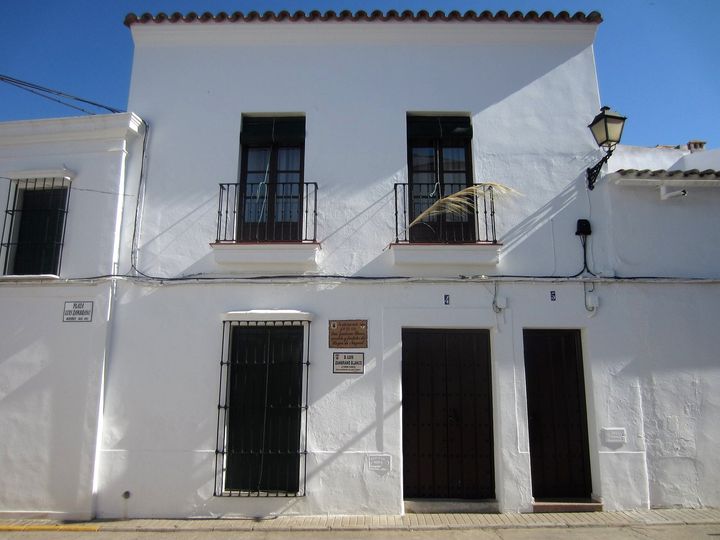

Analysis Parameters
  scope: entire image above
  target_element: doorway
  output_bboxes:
[523,329,592,500]
[402,329,494,499]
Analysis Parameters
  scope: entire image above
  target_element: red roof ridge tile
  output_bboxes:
[124,9,603,27]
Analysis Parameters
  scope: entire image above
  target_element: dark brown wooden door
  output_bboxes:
[402,329,494,499]
[523,329,592,500]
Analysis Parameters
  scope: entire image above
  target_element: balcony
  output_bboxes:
[393,182,498,244]
[391,182,501,267]
[211,182,319,268]
[216,182,318,243]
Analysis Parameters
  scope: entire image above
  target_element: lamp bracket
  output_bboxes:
[586,145,615,190]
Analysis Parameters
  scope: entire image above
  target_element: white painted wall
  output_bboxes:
[0,284,110,519]
[0,114,143,519]
[598,145,720,279]
[94,278,720,517]
[126,21,601,278]
[672,148,720,171]
[0,114,144,278]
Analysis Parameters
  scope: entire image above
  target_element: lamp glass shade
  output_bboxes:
[605,117,625,144]
[588,107,626,148]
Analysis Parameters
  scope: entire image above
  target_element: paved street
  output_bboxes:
[1,509,719,539]
[0,524,719,539]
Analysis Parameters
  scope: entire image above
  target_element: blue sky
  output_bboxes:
[1,0,718,148]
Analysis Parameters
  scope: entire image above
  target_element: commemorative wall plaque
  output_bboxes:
[328,319,367,348]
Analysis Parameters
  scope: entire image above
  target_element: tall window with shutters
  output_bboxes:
[215,319,310,497]
[406,116,475,243]
[238,117,305,242]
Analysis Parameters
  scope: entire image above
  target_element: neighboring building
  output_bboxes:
[0,10,718,520]
[0,113,144,520]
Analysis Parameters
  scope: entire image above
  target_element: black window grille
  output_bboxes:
[393,182,497,244]
[215,320,310,497]
[1,177,71,275]
[216,182,318,243]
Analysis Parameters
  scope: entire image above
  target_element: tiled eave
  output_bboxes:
[609,169,720,187]
[125,10,602,27]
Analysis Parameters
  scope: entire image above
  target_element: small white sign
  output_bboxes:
[601,427,627,445]
[333,352,364,374]
[63,301,93,322]
[367,454,392,473]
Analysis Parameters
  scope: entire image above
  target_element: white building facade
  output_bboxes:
[1,10,719,519]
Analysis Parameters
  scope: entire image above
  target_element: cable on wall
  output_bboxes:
[570,218,596,278]
[129,119,150,275]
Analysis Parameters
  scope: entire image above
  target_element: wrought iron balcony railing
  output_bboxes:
[394,182,498,244]
[216,182,318,243]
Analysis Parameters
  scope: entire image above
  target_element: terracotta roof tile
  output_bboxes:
[614,169,720,179]
[124,10,602,27]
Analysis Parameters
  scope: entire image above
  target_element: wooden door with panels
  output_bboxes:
[523,329,592,501]
[402,329,494,499]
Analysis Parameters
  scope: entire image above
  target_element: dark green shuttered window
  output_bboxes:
[1,177,71,275]
[215,320,310,496]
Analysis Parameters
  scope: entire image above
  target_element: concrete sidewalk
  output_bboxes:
[0,508,719,533]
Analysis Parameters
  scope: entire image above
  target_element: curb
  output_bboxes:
[94,518,720,533]
[2,511,719,533]
[0,525,99,532]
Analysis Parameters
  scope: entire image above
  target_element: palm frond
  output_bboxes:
[409,182,519,228]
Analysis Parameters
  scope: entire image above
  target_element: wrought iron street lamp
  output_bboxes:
[586,106,627,190]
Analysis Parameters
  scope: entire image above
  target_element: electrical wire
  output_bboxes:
[1,79,95,115]
[569,234,597,278]
[129,119,150,273]
[2,270,716,285]
[0,73,123,115]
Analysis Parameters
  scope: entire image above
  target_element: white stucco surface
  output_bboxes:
[0,114,144,278]
[0,114,142,519]
[126,21,601,278]
[90,279,720,517]
[672,148,720,171]
[0,284,110,519]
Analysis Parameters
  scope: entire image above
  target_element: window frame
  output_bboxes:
[215,311,312,497]
[237,116,306,242]
[1,175,72,276]
[406,115,476,244]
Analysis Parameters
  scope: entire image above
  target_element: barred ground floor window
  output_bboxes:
[1,175,71,275]
[215,313,310,497]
